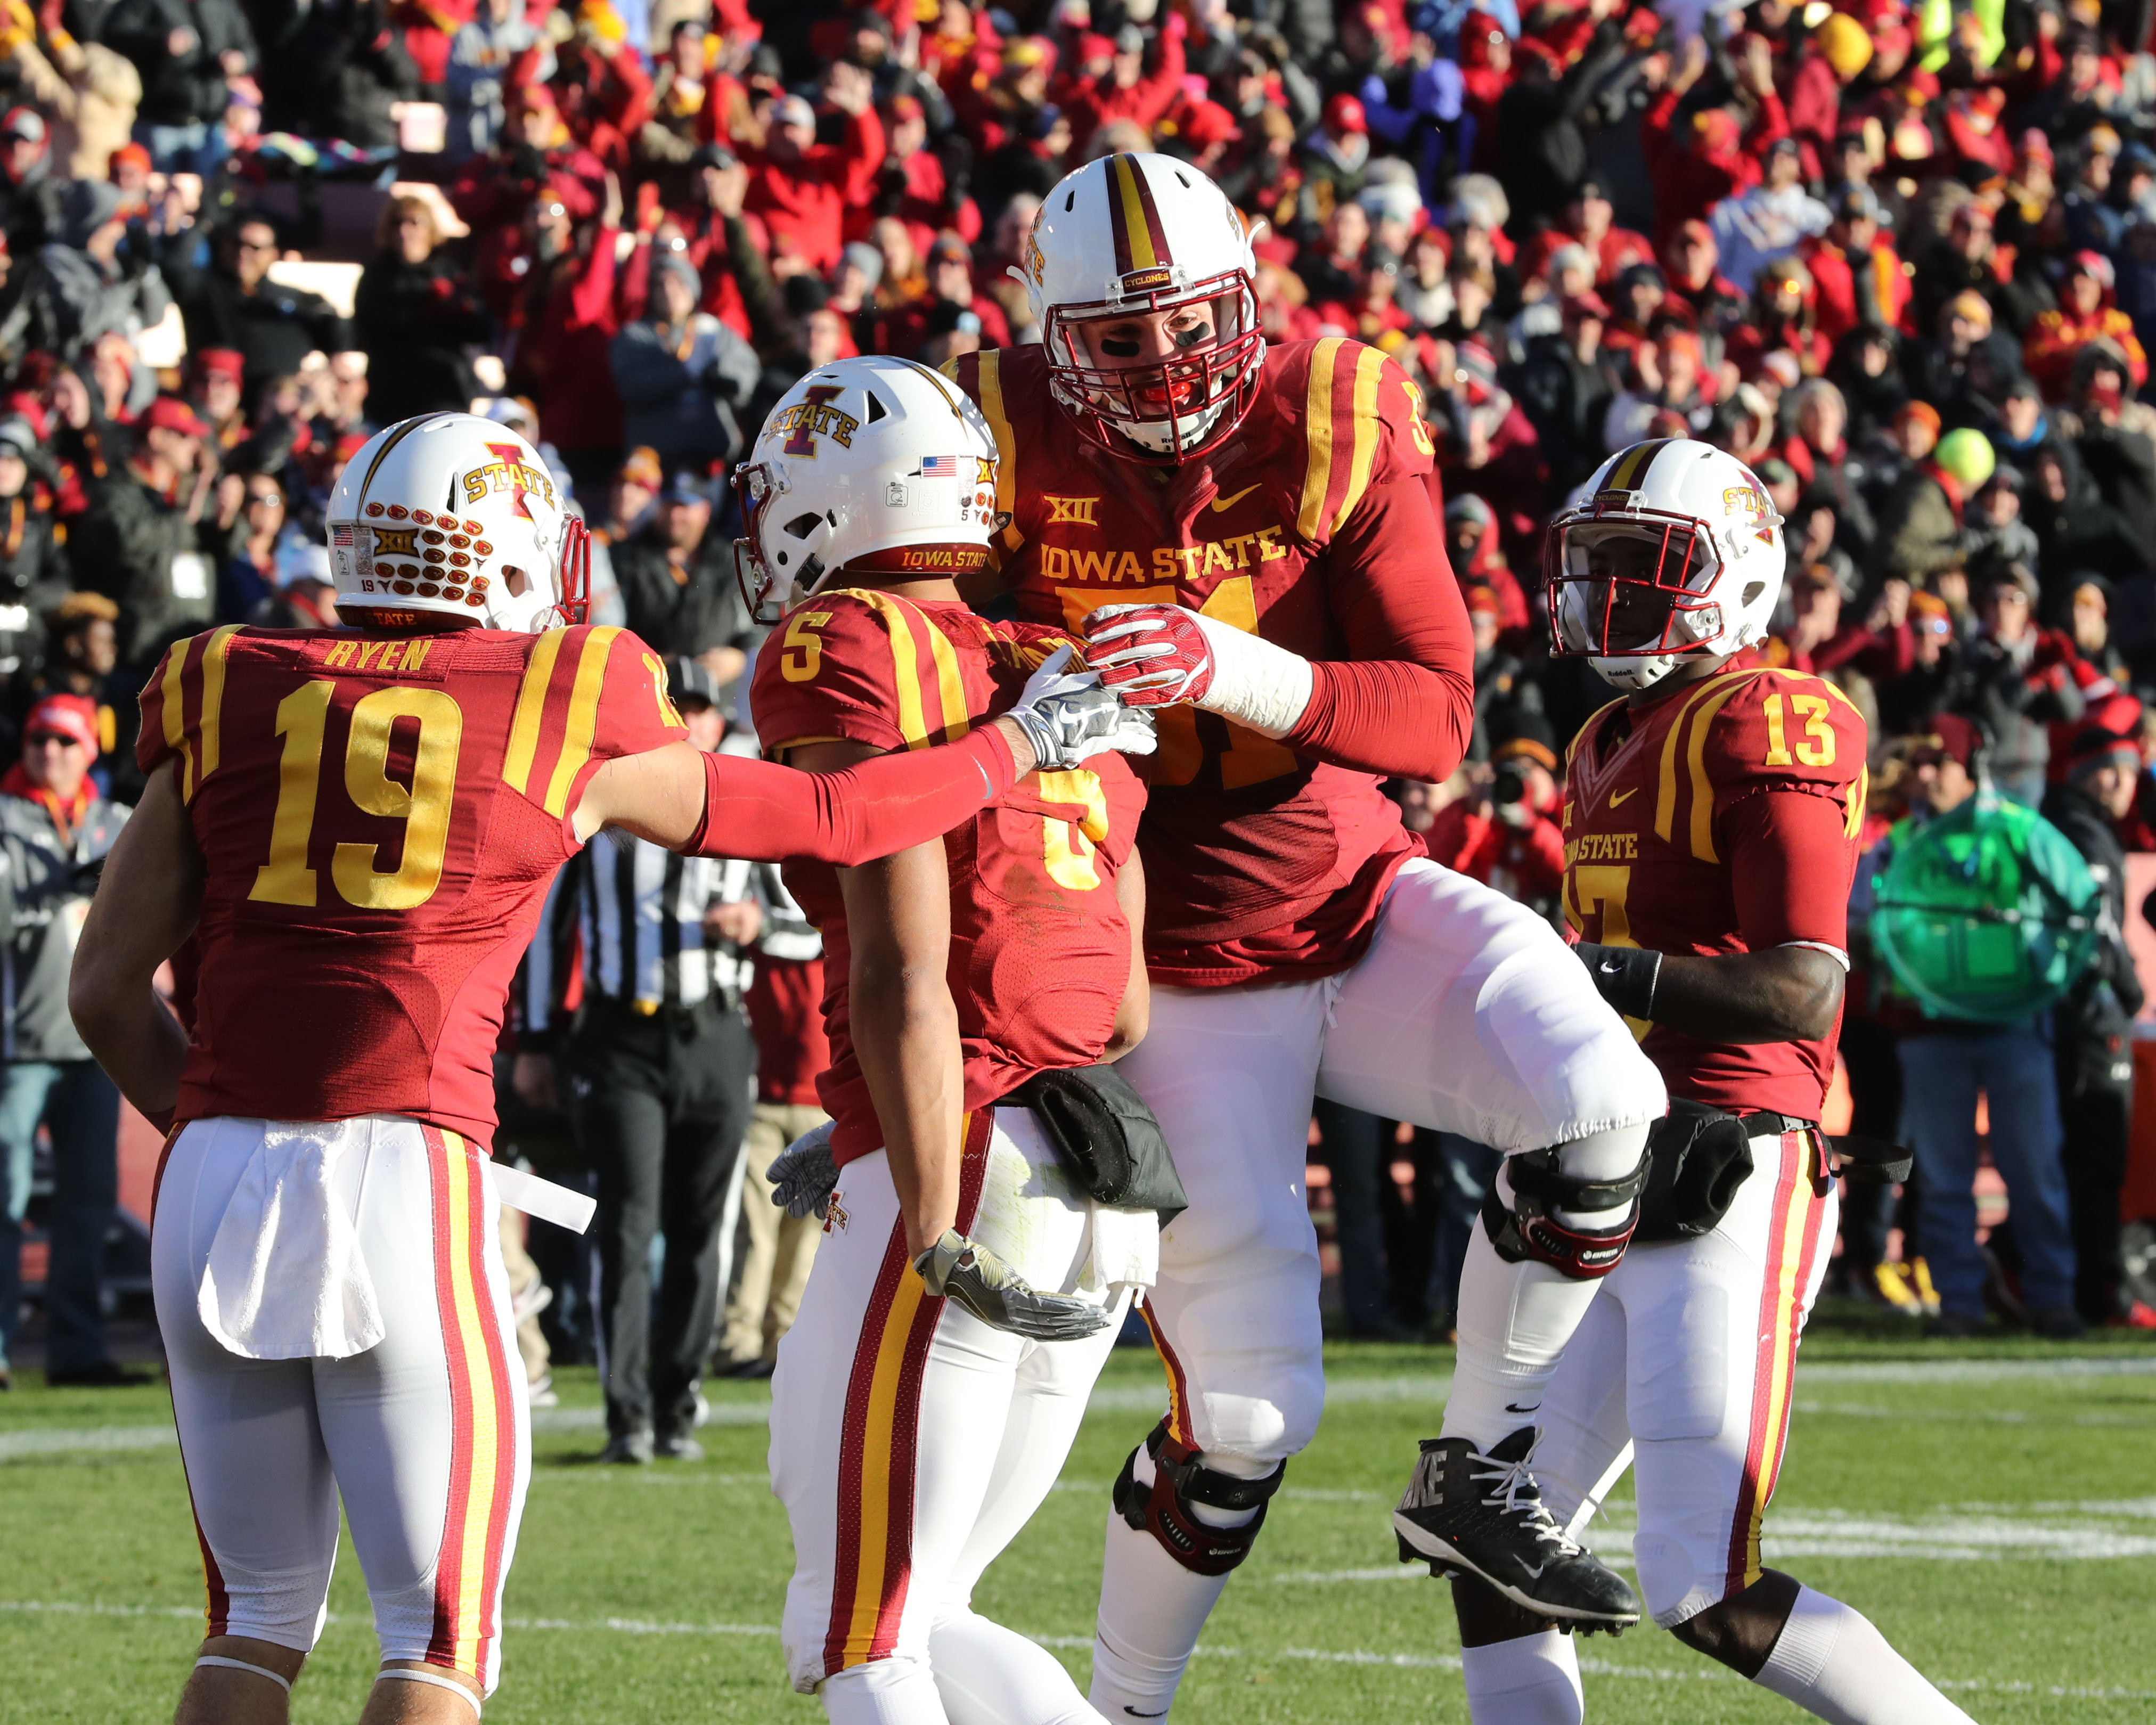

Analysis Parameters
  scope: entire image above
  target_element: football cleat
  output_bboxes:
[1393,1427,1642,1632]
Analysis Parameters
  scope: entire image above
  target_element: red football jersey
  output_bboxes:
[1561,664,1869,1121]
[750,591,1145,1166]
[946,338,1471,987]
[139,623,687,1141]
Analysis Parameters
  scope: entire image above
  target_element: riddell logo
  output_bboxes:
[1045,495,1100,526]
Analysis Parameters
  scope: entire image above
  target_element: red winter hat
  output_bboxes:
[1180,101,1242,148]
[1325,92,1367,134]
[2065,720,2139,777]
[195,347,245,383]
[143,395,209,438]
[24,693,99,758]
[1911,712,1981,770]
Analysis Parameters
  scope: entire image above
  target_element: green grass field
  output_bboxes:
[5,1313,2154,1723]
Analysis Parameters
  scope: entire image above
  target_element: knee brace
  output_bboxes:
[1112,1421,1286,1576]
[1481,1141,1650,1280]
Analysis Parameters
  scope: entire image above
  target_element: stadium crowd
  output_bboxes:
[3,0,2156,1399]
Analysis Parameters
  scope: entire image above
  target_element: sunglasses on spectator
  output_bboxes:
[25,732,83,749]
[246,489,282,506]
[236,235,277,252]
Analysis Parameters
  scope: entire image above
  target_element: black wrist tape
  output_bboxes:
[1574,941,1662,1020]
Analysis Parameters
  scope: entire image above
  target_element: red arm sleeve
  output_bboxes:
[1280,477,1476,781]
[1724,789,1859,953]
[685,724,1017,863]
[568,226,621,329]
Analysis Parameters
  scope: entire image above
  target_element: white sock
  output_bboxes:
[819,1657,951,1725]
[933,1609,1107,1724]
[1753,1587,1974,1724]
[1087,1443,1269,1721]
[1462,1632,1584,1725]
[1440,1127,1646,1450]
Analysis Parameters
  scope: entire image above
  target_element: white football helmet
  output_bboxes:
[328,413,587,632]
[733,356,1001,624]
[1018,151,1263,463]
[1545,437,1787,693]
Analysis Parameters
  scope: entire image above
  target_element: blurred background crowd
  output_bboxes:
[0,0,2154,1425]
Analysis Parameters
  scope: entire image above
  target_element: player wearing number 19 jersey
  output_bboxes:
[952,154,1667,1714]
[67,412,1141,1725]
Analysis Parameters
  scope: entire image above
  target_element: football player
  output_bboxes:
[65,411,1146,1725]
[946,152,1667,1713]
[1440,436,1971,1722]
[742,356,1162,1725]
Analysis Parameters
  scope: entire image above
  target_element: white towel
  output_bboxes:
[198,1118,386,1361]
[1084,1200,1159,1297]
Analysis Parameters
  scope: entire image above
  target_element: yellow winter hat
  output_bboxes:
[1816,12,1874,78]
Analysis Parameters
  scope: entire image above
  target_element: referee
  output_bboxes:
[565,659,761,1462]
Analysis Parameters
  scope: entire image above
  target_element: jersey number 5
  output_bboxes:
[250,681,464,911]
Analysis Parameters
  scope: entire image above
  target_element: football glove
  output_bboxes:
[769,1119,839,1221]
[1005,645,1158,771]
[1083,604,1313,736]
[913,1229,1112,1340]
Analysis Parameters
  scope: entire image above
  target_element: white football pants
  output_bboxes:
[772,1106,1149,1721]
[1112,857,1664,1466]
[1531,1126,1840,1627]
[1090,859,1663,1716]
[153,1116,529,1695]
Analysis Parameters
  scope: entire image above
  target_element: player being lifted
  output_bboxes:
[740,356,1165,1725]
[1438,436,1972,1723]
[66,412,1144,1725]
[946,153,1667,1718]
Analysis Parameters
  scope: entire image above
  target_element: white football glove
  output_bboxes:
[1005,644,1158,771]
[913,1229,1112,1340]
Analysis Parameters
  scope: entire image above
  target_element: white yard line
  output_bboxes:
[5,1599,2149,1701]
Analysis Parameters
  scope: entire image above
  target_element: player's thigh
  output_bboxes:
[944,1285,1132,1604]
[1116,982,1329,1459]
[316,1120,530,1691]
[773,1145,1026,1693]
[1625,1132,1838,1628]
[1526,1287,1634,1537]
[1316,857,1665,1150]
[153,1118,340,1652]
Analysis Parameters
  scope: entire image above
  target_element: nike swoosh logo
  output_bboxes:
[1506,1402,1540,1413]
[1608,787,1638,807]
[1124,1711,1171,1719]
[1208,484,1261,513]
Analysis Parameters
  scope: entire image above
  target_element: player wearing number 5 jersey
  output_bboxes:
[739,358,1158,1725]
[65,411,1144,1725]
[950,153,1667,1715]
[1440,436,1971,1724]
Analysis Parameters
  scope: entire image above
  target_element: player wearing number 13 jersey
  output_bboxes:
[67,412,1141,1725]
[951,154,1667,1716]
[1436,437,1970,1725]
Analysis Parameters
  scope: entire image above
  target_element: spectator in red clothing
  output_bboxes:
[867,230,1009,353]
[1642,34,1788,250]
[506,168,627,497]
[1517,175,1654,288]
[742,68,885,274]
[1423,717,1565,912]
[1803,184,1912,348]
[2026,251,2149,402]
[1444,492,1530,645]
[1061,15,1188,156]
[1762,564,1915,679]
[1662,218,1746,344]
[1786,13,1873,185]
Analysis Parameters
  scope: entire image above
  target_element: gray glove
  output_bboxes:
[1005,645,1159,771]
[913,1229,1112,1341]
[769,1119,839,1220]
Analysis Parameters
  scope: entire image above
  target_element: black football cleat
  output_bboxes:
[1393,1427,1642,1634]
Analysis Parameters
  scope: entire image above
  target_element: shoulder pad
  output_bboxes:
[1651,667,1868,863]
[750,591,976,755]
[1284,338,1437,548]
[502,625,687,819]
[137,625,246,802]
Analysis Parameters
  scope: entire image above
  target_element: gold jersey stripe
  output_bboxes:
[1296,337,1348,541]
[1329,344,1389,535]
[967,352,1023,554]
[1681,678,1751,861]
[1653,670,1746,845]
[842,590,934,746]
[542,626,622,816]
[158,636,196,799]
[502,627,569,796]
[194,626,242,787]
